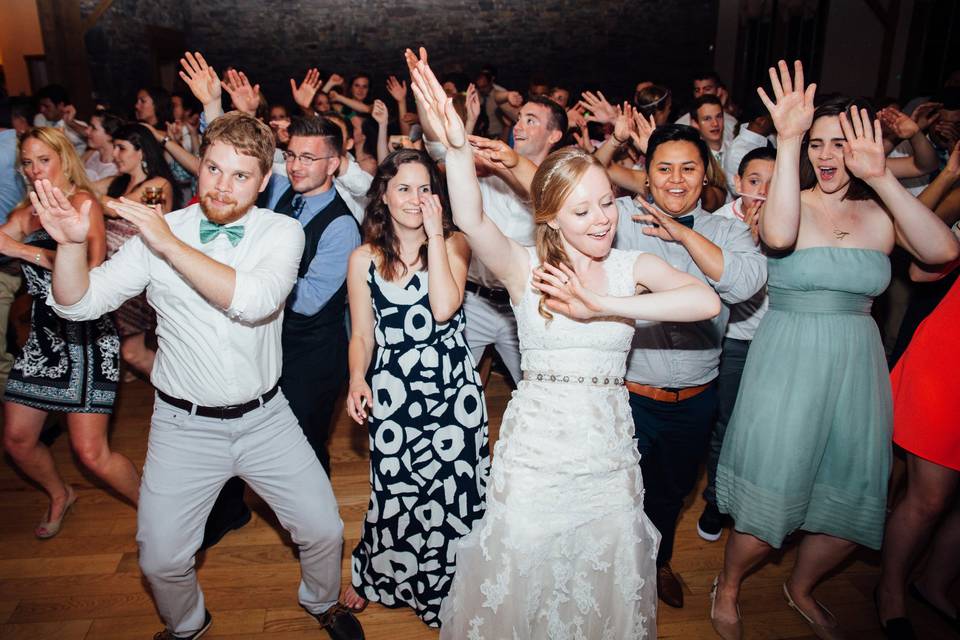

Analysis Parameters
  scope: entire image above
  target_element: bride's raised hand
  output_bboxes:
[532,262,605,320]
[407,48,466,150]
[839,106,886,180]
[757,59,816,140]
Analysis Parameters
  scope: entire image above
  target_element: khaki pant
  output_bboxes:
[0,270,22,392]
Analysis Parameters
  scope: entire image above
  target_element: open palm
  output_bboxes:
[179,51,221,106]
[31,180,91,245]
[840,107,886,180]
[408,48,466,149]
[758,60,816,139]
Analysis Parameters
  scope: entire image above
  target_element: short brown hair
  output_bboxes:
[200,112,275,177]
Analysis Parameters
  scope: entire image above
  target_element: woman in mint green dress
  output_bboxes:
[707,61,960,640]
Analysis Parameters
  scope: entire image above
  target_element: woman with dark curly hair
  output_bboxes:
[341,148,489,626]
[94,123,176,377]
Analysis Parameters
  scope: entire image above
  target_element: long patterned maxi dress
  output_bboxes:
[351,261,489,627]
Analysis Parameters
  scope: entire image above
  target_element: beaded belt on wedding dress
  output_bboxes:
[522,370,625,386]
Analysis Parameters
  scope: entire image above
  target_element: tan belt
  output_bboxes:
[625,381,711,403]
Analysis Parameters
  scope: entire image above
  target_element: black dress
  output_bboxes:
[351,262,489,627]
[4,229,119,413]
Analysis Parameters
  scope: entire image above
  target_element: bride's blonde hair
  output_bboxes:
[532,147,605,320]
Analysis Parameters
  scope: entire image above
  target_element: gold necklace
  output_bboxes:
[816,187,851,241]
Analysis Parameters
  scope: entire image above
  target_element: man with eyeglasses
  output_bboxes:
[201,116,360,551]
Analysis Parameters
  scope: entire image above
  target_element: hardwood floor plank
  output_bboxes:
[0,373,956,639]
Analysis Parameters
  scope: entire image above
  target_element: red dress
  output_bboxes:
[891,275,960,471]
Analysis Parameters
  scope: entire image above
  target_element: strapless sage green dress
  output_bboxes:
[716,247,892,550]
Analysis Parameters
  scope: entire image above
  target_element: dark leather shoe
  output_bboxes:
[657,563,684,608]
[314,603,365,640]
[199,506,251,551]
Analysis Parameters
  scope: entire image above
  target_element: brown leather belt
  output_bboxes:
[625,381,711,403]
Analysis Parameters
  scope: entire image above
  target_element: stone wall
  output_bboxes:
[69,0,716,115]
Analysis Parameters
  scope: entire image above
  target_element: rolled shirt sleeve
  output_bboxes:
[706,220,767,304]
[227,218,306,323]
[47,235,151,321]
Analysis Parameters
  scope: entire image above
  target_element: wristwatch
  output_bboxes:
[160,135,170,146]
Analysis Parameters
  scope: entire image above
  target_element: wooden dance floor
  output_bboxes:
[0,373,954,639]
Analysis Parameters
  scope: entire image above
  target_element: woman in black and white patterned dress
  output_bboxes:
[342,149,489,626]
[1,128,138,540]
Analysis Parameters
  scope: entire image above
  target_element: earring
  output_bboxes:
[703,178,708,186]
[141,160,149,174]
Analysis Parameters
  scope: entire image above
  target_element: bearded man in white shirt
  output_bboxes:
[33,112,362,640]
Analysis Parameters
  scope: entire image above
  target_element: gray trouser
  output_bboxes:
[137,391,342,636]
[463,290,521,384]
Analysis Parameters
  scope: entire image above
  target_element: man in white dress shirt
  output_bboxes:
[36,113,361,640]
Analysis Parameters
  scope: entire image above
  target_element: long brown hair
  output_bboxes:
[17,127,98,207]
[531,146,606,320]
[362,149,453,281]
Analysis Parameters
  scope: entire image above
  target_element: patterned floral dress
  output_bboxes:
[351,261,489,627]
[4,229,119,413]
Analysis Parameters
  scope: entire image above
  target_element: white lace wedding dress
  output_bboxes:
[439,247,660,639]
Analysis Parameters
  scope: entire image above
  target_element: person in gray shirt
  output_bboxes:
[613,124,766,609]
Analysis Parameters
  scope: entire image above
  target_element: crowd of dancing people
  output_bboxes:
[0,42,958,640]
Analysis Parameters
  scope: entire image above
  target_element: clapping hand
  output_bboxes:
[179,52,221,107]
[632,198,689,242]
[532,262,605,320]
[105,197,177,255]
[290,68,321,111]
[31,179,91,245]
[757,60,817,140]
[407,47,466,150]
[839,106,886,180]
[579,91,618,125]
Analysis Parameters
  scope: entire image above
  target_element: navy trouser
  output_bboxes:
[630,383,717,567]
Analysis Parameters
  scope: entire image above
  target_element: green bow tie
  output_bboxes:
[199,219,245,247]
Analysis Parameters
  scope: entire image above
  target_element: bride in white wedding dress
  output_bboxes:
[406,50,721,639]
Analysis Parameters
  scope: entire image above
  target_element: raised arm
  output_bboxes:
[291,68,322,116]
[880,107,940,178]
[918,141,960,212]
[757,60,817,250]
[371,99,390,164]
[330,90,372,115]
[179,52,224,125]
[407,47,529,300]
[532,253,720,322]
[385,76,411,136]
[468,135,537,198]
[839,107,959,264]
